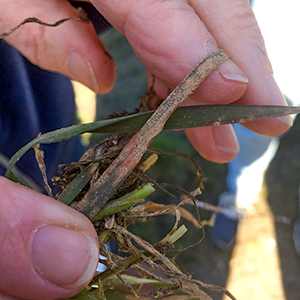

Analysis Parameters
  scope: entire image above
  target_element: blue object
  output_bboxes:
[293,218,300,256]
[209,124,273,250]
[0,39,119,268]
[227,124,272,194]
[0,40,85,193]
[208,191,240,250]
[209,213,238,250]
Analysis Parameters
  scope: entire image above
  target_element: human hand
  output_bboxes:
[1,0,292,164]
[0,176,99,300]
[0,2,292,299]
[91,0,292,162]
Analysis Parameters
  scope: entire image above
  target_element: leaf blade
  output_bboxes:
[6,105,300,184]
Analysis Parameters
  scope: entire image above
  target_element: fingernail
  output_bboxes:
[214,125,239,154]
[205,40,248,83]
[68,50,99,93]
[31,226,98,289]
[267,73,293,126]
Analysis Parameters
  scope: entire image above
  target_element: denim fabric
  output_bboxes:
[227,124,272,194]
[0,40,85,193]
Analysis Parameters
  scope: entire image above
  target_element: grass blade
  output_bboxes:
[75,50,229,219]
[57,163,99,205]
[92,183,155,221]
[5,105,300,184]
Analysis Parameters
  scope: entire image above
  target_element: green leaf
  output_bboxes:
[66,288,102,300]
[58,163,99,205]
[167,225,188,244]
[92,183,155,221]
[89,105,300,133]
[104,289,130,300]
[6,105,300,184]
[102,274,174,287]
[163,104,300,129]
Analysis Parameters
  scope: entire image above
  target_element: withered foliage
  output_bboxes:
[50,113,236,300]
[1,15,236,298]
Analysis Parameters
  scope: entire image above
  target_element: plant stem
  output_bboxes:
[75,50,230,220]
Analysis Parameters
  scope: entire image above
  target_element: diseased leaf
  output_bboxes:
[6,104,300,185]
[73,50,230,219]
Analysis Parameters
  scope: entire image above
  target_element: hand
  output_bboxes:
[91,0,292,162]
[2,0,292,163]
[0,2,292,299]
[0,177,99,300]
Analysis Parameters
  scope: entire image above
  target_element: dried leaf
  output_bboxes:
[0,8,88,40]
[33,144,52,197]
[75,50,229,220]
[144,202,200,228]
[6,105,300,185]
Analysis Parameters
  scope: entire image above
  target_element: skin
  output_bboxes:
[0,0,292,299]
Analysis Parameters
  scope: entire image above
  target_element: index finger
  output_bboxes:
[92,0,291,136]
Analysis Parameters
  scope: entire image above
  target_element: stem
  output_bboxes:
[92,183,155,221]
[76,50,230,220]
[166,225,188,244]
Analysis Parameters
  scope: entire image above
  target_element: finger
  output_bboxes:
[238,75,292,136]
[0,294,20,300]
[91,0,248,104]
[183,99,239,163]
[2,0,116,94]
[189,0,292,135]
[93,0,291,135]
[185,125,239,163]
[145,73,239,163]
[0,177,99,300]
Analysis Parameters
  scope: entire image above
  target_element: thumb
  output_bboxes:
[0,177,99,300]
[2,0,116,94]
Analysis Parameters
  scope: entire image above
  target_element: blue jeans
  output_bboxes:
[0,40,85,193]
[227,124,273,195]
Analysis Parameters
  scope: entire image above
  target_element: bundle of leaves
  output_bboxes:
[4,44,300,300]
[3,12,300,300]
[53,131,219,300]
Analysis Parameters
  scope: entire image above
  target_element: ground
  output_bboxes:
[174,101,300,300]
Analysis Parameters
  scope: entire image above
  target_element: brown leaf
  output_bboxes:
[75,50,230,220]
